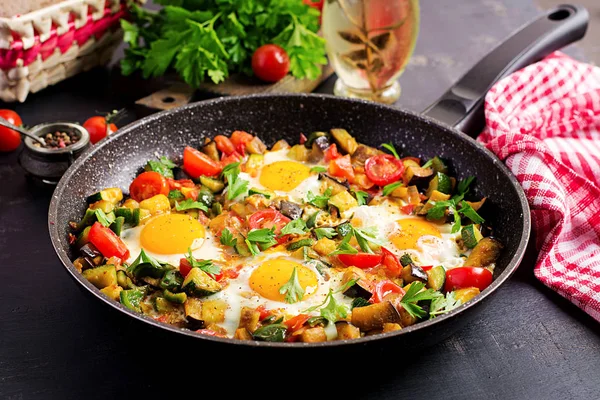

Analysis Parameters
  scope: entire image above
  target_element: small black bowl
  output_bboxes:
[18,122,90,185]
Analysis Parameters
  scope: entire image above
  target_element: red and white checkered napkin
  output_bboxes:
[477,52,600,321]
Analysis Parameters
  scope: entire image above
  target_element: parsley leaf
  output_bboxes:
[310,166,327,173]
[306,188,332,209]
[220,228,237,247]
[329,242,358,256]
[457,176,475,196]
[185,248,221,275]
[354,226,385,247]
[280,219,307,236]
[382,181,403,196]
[353,190,369,206]
[168,190,184,200]
[381,142,400,159]
[421,159,434,169]
[94,209,115,227]
[175,199,209,212]
[222,162,249,200]
[458,202,485,224]
[245,228,277,255]
[314,227,337,240]
[305,289,349,324]
[400,281,443,319]
[145,156,176,178]
[127,249,173,278]
[279,266,305,304]
[430,291,462,318]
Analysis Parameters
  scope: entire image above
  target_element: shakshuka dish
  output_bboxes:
[68,129,502,342]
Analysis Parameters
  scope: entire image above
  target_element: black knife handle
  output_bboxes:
[422,4,588,136]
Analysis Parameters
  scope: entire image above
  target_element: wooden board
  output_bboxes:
[135,65,334,112]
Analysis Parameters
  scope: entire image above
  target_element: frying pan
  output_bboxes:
[48,5,587,350]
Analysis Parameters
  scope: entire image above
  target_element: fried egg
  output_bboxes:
[206,250,352,337]
[121,213,223,266]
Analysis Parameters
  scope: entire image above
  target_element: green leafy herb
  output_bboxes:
[338,278,358,293]
[457,176,475,196]
[458,202,485,224]
[426,199,461,233]
[127,249,173,278]
[306,188,332,209]
[329,242,358,256]
[175,199,209,212]
[354,226,385,247]
[245,228,277,255]
[310,166,327,173]
[381,142,400,159]
[279,266,305,304]
[400,281,443,319]
[351,297,370,309]
[314,227,337,240]
[421,158,434,169]
[382,181,403,196]
[399,253,413,267]
[220,228,237,247]
[94,209,115,227]
[252,324,287,342]
[430,291,462,318]
[185,248,221,275]
[168,189,184,200]
[222,162,249,200]
[145,156,176,178]
[307,316,328,327]
[280,219,307,236]
[353,190,369,206]
[305,289,349,324]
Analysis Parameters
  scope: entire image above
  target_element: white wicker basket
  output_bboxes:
[0,0,126,102]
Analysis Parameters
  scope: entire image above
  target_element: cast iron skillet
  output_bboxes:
[49,5,587,350]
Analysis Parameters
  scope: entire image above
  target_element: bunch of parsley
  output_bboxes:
[120,0,327,86]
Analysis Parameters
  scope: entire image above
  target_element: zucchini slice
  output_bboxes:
[426,172,452,197]
[462,224,483,249]
[248,187,273,199]
[328,190,358,213]
[163,289,187,304]
[83,265,117,289]
[109,216,125,237]
[426,266,446,291]
[182,268,222,297]
[86,188,123,204]
[120,287,146,312]
[286,238,315,251]
[200,176,225,193]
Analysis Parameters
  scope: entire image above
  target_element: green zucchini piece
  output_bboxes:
[127,251,174,279]
[336,223,353,238]
[234,240,252,257]
[109,216,125,237]
[115,207,133,224]
[131,208,141,226]
[163,289,187,304]
[427,266,446,291]
[248,188,273,198]
[83,265,117,289]
[120,287,146,312]
[76,226,91,248]
[306,211,320,229]
[429,156,448,174]
[426,172,452,197]
[197,188,214,208]
[182,268,222,297]
[77,208,97,230]
[200,176,225,193]
[117,270,134,289]
[155,297,176,313]
[286,238,315,251]
[462,225,483,249]
[86,188,123,204]
[211,202,223,216]
[160,270,184,292]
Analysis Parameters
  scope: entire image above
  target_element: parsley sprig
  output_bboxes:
[306,188,332,209]
[245,228,277,256]
[280,219,308,236]
[400,281,443,319]
[381,142,400,159]
[185,248,221,276]
[279,266,304,304]
[429,291,463,318]
[220,228,237,247]
[426,176,484,232]
[145,156,176,178]
[222,162,249,200]
[175,199,209,212]
[353,190,369,206]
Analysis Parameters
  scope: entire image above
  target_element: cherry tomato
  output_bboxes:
[220,150,243,166]
[88,222,130,261]
[381,247,402,276]
[371,280,405,304]
[324,144,340,162]
[214,135,235,155]
[248,209,291,235]
[129,171,169,202]
[401,204,416,215]
[445,267,493,292]
[179,258,192,277]
[338,252,383,269]
[230,130,253,154]
[365,154,405,186]
[256,305,271,320]
[284,314,310,332]
[183,146,222,178]
[421,266,433,271]
[299,133,308,144]
[83,116,117,144]
[0,109,23,152]
[166,178,195,190]
[303,0,323,11]
[328,154,355,182]
[251,44,290,83]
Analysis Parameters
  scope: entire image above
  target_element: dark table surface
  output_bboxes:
[2,1,600,399]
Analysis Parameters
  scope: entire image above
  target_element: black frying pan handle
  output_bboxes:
[422,4,588,136]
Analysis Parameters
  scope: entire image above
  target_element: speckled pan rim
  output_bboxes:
[48,93,531,349]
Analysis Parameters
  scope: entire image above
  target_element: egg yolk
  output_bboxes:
[140,214,205,254]
[249,259,318,302]
[391,218,442,250]
[259,161,311,192]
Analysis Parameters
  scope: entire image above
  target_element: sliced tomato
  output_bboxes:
[256,305,271,320]
[365,154,405,186]
[381,247,402,276]
[284,314,310,332]
[299,133,307,144]
[230,130,253,154]
[329,154,355,182]
[421,265,433,271]
[248,209,290,235]
[179,258,192,277]
[214,135,235,155]
[221,150,243,166]
[371,280,405,303]
[338,252,383,269]
[324,144,340,162]
[183,146,222,178]
[224,268,240,280]
[167,178,195,190]
[401,204,416,215]
[88,222,130,261]
[445,267,493,292]
[129,171,169,202]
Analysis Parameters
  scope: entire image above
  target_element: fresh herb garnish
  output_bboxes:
[168,189,184,200]
[329,242,359,255]
[458,202,485,224]
[457,176,475,196]
[220,228,237,247]
[127,249,173,278]
[245,228,277,255]
[279,266,305,304]
[222,162,249,200]
[175,199,209,212]
[145,156,176,178]
[314,227,337,240]
[305,289,350,324]
[381,142,400,159]
[400,281,443,319]
[382,181,403,196]
[306,187,332,209]
[94,208,115,227]
[329,225,384,255]
[280,219,307,236]
[421,159,434,169]
[429,291,462,318]
[353,190,369,206]
[185,248,221,275]
[310,166,327,173]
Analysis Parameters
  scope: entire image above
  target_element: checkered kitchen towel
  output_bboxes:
[478,52,600,321]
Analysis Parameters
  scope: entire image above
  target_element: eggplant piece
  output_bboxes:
[238,307,261,333]
[401,264,428,283]
[279,200,302,220]
[80,243,102,260]
[382,323,402,333]
[351,301,401,331]
[234,328,253,340]
[305,131,330,149]
[464,237,503,267]
[313,136,330,152]
[318,173,349,195]
[351,144,383,167]
[173,167,193,181]
[201,141,220,161]
[341,267,372,300]
[184,298,205,330]
[403,166,434,186]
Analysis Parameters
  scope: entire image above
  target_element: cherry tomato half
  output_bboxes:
[329,154,355,182]
[0,109,23,152]
[252,44,290,83]
[84,116,117,144]
[88,222,130,261]
[371,280,405,303]
[381,247,402,276]
[183,146,222,178]
[179,258,193,277]
[248,209,291,235]
[129,171,169,202]
[324,144,340,162]
[364,154,405,186]
[214,135,235,155]
[284,314,310,332]
[230,131,253,155]
[338,252,383,269]
[445,267,493,292]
